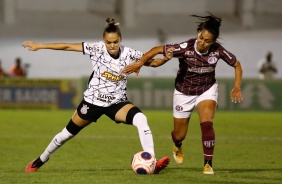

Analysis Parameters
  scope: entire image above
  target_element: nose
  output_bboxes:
[198,40,204,46]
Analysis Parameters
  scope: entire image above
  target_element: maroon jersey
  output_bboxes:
[163,38,236,95]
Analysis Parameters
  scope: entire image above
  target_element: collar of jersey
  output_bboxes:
[194,40,209,56]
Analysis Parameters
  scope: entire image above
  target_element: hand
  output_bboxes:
[122,62,142,78]
[164,47,174,60]
[230,87,243,103]
[22,41,40,51]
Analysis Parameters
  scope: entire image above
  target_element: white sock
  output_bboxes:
[40,128,74,162]
[132,113,155,156]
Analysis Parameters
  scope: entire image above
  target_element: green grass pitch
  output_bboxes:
[1,109,282,184]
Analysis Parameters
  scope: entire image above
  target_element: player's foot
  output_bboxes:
[154,156,170,174]
[173,145,184,164]
[25,157,48,172]
[203,163,214,174]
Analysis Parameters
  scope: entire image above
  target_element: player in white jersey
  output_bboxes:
[22,18,170,174]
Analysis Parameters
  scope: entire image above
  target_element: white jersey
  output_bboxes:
[82,41,143,107]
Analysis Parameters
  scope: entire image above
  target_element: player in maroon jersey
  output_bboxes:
[122,13,243,174]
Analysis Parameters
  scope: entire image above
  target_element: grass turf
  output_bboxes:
[1,109,282,184]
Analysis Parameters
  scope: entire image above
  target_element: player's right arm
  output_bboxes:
[22,41,83,52]
[144,47,174,67]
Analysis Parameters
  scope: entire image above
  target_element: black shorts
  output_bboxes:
[76,99,132,123]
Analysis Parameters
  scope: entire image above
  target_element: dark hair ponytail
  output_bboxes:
[191,13,222,40]
[103,18,122,37]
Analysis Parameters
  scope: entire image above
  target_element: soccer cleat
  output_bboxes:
[154,156,170,174]
[25,157,48,172]
[203,163,214,174]
[173,145,184,164]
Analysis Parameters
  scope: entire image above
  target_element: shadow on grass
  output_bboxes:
[168,166,282,173]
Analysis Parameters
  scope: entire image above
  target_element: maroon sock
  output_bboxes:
[200,121,215,162]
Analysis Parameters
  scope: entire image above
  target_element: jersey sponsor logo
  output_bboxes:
[188,67,215,74]
[223,50,233,60]
[207,56,218,64]
[85,46,93,51]
[204,140,215,148]
[96,93,116,103]
[185,51,194,56]
[101,71,124,82]
[188,58,197,62]
[180,42,188,48]
[209,51,219,57]
[80,104,89,115]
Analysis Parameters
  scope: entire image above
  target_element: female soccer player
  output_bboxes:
[22,18,170,174]
[122,13,243,174]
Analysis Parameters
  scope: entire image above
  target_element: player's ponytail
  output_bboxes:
[103,18,121,37]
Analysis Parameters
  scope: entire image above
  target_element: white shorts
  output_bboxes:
[173,83,218,118]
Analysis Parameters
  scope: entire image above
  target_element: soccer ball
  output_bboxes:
[131,151,156,174]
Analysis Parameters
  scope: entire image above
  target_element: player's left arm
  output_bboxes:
[230,60,243,103]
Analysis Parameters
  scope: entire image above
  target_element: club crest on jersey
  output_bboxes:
[207,56,218,64]
[102,71,124,82]
[80,104,89,115]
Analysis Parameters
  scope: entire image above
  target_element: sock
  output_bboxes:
[200,121,215,163]
[204,159,213,167]
[132,113,155,156]
[40,128,74,162]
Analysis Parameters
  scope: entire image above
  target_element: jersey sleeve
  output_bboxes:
[82,41,102,56]
[219,45,237,66]
[127,48,143,63]
[163,41,188,58]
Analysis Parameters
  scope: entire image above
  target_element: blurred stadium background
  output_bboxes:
[0,0,282,110]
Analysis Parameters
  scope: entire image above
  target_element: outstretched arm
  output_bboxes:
[122,46,173,77]
[144,47,174,67]
[230,60,243,103]
[22,41,83,52]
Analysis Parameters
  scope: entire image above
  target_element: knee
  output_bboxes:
[126,106,144,125]
[171,130,186,142]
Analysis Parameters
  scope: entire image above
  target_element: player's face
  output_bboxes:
[196,29,215,53]
[103,32,121,57]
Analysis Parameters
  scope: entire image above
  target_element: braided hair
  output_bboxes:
[103,18,121,38]
[191,13,222,41]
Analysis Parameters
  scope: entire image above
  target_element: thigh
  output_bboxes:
[195,83,218,122]
[76,99,104,123]
[72,110,92,127]
[173,89,197,118]
[106,102,134,123]
[196,100,217,122]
